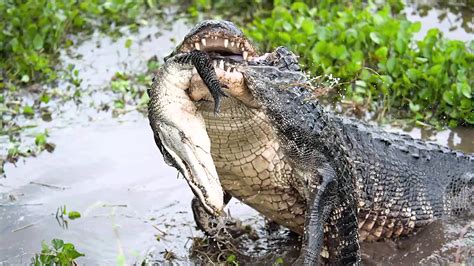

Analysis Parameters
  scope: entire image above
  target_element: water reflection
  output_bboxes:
[406,0,473,40]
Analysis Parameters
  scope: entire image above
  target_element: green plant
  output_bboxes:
[245,0,473,126]
[31,239,84,265]
[0,0,173,86]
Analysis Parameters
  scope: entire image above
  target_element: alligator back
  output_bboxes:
[333,115,473,241]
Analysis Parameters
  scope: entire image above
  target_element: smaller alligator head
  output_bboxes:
[148,53,225,216]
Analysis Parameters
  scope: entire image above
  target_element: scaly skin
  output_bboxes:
[149,20,474,264]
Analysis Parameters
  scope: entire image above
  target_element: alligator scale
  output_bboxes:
[147,20,473,264]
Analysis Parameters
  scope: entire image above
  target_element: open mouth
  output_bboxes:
[175,21,259,72]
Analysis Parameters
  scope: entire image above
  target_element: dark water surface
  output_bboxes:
[1,2,473,265]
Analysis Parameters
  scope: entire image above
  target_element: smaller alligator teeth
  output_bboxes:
[241,47,245,51]
[230,41,235,47]
[224,39,229,48]
[236,42,240,48]
[219,60,224,69]
[201,38,206,46]
[213,60,217,68]
[192,67,197,74]
[243,51,248,60]
[195,42,200,50]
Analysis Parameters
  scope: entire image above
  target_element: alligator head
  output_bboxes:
[166,20,258,62]
[168,20,302,111]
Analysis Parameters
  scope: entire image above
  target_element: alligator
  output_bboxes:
[148,20,474,264]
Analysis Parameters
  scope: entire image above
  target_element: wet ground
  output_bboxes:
[1,2,473,265]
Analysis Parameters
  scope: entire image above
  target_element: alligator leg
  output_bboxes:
[300,166,337,265]
[179,50,228,113]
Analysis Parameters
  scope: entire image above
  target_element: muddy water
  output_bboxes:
[1,3,473,265]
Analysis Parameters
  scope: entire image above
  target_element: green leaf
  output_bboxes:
[52,239,64,250]
[125,38,133,49]
[227,254,238,264]
[278,32,291,42]
[23,106,35,116]
[274,257,284,265]
[41,241,50,252]
[395,37,406,54]
[369,32,381,44]
[466,113,474,124]
[428,64,443,75]
[409,102,420,112]
[301,18,314,35]
[442,90,454,105]
[374,46,388,60]
[414,57,428,64]
[386,57,396,73]
[460,98,471,110]
[409,22,422,33]
[33,34,44,50]
[40,93,50,103]
[62,243,85,259]
[35,133,47,146]
[457,83,471,98]
[355,80,367,88]
[68,211,81,220]
[21,75,30,83]
[10,38,20,52]
[290,2,308,12]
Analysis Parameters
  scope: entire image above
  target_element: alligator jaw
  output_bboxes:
[167,20,258,63]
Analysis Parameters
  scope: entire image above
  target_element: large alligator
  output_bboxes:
[148,20,473,264]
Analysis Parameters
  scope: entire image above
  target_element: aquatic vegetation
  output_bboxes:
[242,0,473,126]
[31,239,84,266]
[0,0,168,85]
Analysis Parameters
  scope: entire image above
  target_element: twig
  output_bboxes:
[12,223,36,232]
[102,204,127,207]
[0,203,43,207]
[29,181,69,190]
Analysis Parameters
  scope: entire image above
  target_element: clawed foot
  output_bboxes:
[188,68,260,109]
[192,197,257,241]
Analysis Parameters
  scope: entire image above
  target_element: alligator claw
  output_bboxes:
[212,83,229,114]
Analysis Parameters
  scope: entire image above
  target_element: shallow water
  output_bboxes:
[1,2,473,265]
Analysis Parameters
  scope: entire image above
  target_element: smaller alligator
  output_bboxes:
[148,20,473,264]
[148,50,227,214]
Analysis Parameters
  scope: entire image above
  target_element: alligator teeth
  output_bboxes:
[213,60,217,68]
[224,39,229,48]
[236,42,240,48]
[241,47,245,52]
[230,41,235,47]
[243,51,248,60]
[201,38,206,46]
[194,42,200,50]
[219,60,224,69]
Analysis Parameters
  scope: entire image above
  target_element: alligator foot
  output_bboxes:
[188,67,260,109]
[191,197,256,240]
